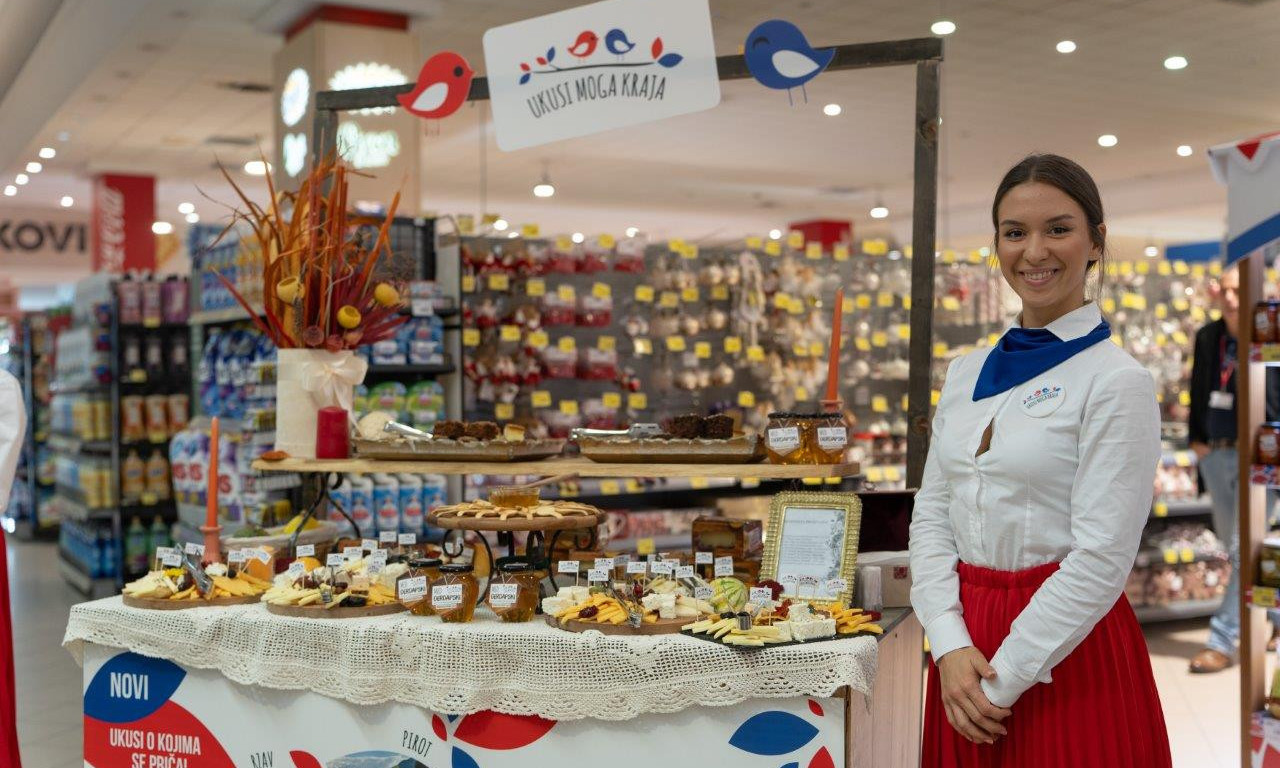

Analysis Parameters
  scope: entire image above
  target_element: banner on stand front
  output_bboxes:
[82,645,846,768]
[1208,131,1280,265]
[482,0,721,151]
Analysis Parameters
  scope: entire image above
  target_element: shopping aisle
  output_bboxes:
[1147,618,1241,768]
[11,538,83,767]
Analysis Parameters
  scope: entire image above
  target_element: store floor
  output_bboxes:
[2,537,1246,767]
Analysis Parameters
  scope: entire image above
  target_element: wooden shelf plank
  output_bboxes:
[252,456,861,480]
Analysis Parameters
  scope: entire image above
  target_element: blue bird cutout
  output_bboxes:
[743,19,834,105]
[605,28,637,61]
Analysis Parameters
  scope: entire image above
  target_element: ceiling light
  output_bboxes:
[14,174,28,185]
[533,183,555,198]
[1056,40,1076,54]
[1097,134,1118,147]
[178,202,195,215]
[1144,245,1159,258]
[243,159,270,176]
[25,162,41,174]
[1164,55,1188,70]
[493,218,509,231]
[625,226,639,238]
[1177,144,1193,157]
[38,147,55,159]
[2,186,14,197]
[59,196,73,208]
[870,205,889,219]
[571,232,585,244]
[185,212,200,224]
[769,229,782,240]
[507,231,519,239]
[823,103,842,117]
[930,20,956,35]
[151,221,173,235]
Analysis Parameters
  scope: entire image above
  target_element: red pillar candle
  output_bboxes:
[315,406,351,459]
[823,288,844,408]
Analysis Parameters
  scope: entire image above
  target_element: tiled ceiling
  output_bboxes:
[5,0,1280,256]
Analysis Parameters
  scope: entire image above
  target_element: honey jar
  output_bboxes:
[766,412,807,464]
[812,412,848,464]
[1257,423,1280,466]
[490,485,541,508]
[397,557,442,616]
[486,561,540,622]
[431,564,479,623]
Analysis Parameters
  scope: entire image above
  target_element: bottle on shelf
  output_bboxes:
[373,473,401,536]
[125,517,148,574]
[121,450,145,501]
[145,451,170,501]
[148,515,170,556]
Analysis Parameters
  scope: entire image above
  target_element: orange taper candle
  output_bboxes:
[206,416,219,528]
[824,288,844,405]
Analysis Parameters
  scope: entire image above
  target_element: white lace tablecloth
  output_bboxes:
[64,597,879,721]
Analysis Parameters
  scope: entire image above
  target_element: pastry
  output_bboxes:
[701,414,734,439]
[464,421,501,441]
[669,414,703,439]
[433,420,466,440]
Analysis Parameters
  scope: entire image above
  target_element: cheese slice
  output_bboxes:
[558,586,591,603]
[788,617,837,642]
[542,596,573,615]
[787,603,814,622]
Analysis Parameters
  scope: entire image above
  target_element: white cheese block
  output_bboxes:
[788,617,836,642]
[542,596,573,615]
[558,586,591,603]
[658,603,678,619]
[787,602,814,622]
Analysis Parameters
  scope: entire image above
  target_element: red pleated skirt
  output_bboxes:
[0,534,19,768]
[922,561,1170,767]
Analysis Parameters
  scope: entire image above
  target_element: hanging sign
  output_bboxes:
[482,0,721,151]
[743,20,833,104]
[1209,131,1280,264]
[397,51,475,120]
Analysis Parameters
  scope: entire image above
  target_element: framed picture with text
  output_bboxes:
[761,492,862,605]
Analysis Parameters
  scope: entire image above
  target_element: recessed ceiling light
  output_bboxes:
[1056,40,1076,54]
[25,162,41,174]
[533,182,555,198]
[1164,55,1188,70]
[2,186,14,197]
[14,174,28,185]
[1097,134,1118,147]
[493,218,509,231]
[38,147,56,159]
[185,212,200,224]
[243,159,270,176]
[178,202,195,215]
[1144,245,1159,258]
[1176,144,1193,157]
[870,206,889,219]
[151,221,174,235]
[571,232,585,244]
[822,103,842,116]
[625,226,639,238]
[507,231,519,239]
[930,20,956,35]
[769,229,782,240]
[59,196,73,208]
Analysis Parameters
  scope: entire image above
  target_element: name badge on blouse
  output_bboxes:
[1209,391,1234,410]
[1020,381,1065,418]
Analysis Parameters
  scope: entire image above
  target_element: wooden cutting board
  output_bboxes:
[122,594,261,610]
[543,613,699,635]
[264,601,406,619]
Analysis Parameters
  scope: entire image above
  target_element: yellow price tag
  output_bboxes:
[931,390,941,406]
[1172,298,1190,312]
[787,230,805,249]
[628,392,648,410]
[855,337,872,352]
[746,236,763,249]
[683,243,699,260]
[877,291,895,308]
[842,296,854,313]
[636,538,656,555]
[1257,587,1280,609]
[555,236,572,251]
[884,466,902,482]
[1136,261,1150,274]
[1191,307,1206,323]
[1111,333,1123,347]
[599,234,616,249]
[602,392,622,409]
[1178,391,1191,407]
[738,391,756,408]
[773,293,791,309]
[667,336,687,352]
[462,275,476,293]
[600,480,621,495]
[495,403,515,420]
[558,336,577,352]
[1153,502,1168,518]
[1155,304,1167,319]
[793,342,809,358]
[522,224,540,238]
[871,331,889,348]
[896,325,911,340]
[1172,330,1189,345]
[633,338,653,355]
[746,345,766,362]
[866,467,885,483]
[806,242,823,260]
[1155,333,1167,347]
[635,284,655,303]
[902,394,910,411]
[1157,262,1172,276]
[499,324,521,342]
[711,284,729,301]
[597,335,616,352]
[834,244,850,262]
[668,238,686,253]
[526,278,546,297]
[592,282,612,299]
[933,342,949,357]
[940,296,961,311]
[682,287,700,303]
[1192,264,1206,278]
[1180,547,1194,564]
[903,296,912,310]
[1119,262,1133,276]
[795,386,810,402]
[1174,261,1189,275]
[488,273,510,291]
[531,391,552,408]
[695,341,712,359]
[690,477,710,490]
[528,330,549,349]
[872,395,889,413]
[659,291,680,308]
[1101,298,1116,314]
[724,336,743,354]
[809,341,824,357]
[457,215,476,235]
[559,400,579,416]
[765,241,782,256]
[856,294,872,310]
[625,479,642,493]
[558,284,576,301]
[463,328,481,347]
[940,251,957,264]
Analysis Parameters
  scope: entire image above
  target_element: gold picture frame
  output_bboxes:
[761,492,862,605]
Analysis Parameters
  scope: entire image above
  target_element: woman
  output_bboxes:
[911,154,1170,766]
[0,368,23,768]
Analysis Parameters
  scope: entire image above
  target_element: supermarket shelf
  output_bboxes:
[605,534,694,553]
[1150,498,1214,519]
[57,551,117,599]
[1253,465,1280,487]
[53,487,114,522]
[365,361,455,377]
[48,433,111,455]
[1133,547,1227,568]
[1250,344,1280,365]
[189,304,264,326]
[254,456,862,480]
[1132,598,1222,623]
[49,380,109,395]
[118,321,188,331]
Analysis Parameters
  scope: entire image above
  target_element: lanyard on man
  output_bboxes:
[1210,335,1236,410]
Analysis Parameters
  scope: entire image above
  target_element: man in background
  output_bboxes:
[1188,266,1280,673]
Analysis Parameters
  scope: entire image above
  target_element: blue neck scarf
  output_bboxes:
[973,320,1112,401]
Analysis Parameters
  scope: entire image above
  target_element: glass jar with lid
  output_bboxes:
[766,412,807,464]
[486,560,541,622]
[397,557,442,616]
[811,412,848,464]
[431,563,479,623]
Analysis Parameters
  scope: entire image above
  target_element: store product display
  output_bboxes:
[122,552,270,605]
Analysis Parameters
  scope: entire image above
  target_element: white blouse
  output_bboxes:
[909,302,1160,708]
[0,370,25,515]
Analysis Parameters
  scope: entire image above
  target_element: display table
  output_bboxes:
[64,599,922,767]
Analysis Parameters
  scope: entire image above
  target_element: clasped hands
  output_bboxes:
[938,646,1012,745]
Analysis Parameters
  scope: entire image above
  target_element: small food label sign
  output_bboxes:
[714,556,735,577]
[489,583,519,607]
[296,544,315,558]
[557,560,580,574]
[482,0,721,151]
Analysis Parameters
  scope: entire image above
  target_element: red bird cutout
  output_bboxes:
[567,30,599,60]
[398,51,474,120]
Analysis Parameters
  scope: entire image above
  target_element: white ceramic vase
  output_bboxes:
[275,348,365,459]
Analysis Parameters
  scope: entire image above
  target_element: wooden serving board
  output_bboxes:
[354,438,565,462]
[265,601,406,619]
[122,594,262,610]
[543,613,700,635]
[428,512,600,532]
[576,435,764,464]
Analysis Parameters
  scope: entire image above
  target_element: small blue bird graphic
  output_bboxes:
[605,28,636,61]
[743,19,834,105]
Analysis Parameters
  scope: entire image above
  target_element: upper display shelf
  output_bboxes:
[252,456,861,480]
